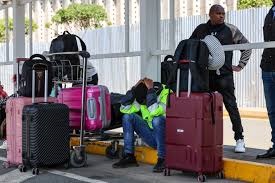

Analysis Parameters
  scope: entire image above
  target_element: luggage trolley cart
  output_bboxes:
[47,52,127,159]
[46,51,90,167]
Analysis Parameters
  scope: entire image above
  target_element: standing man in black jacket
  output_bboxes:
[190,4,252,153]
[257,0,275,159]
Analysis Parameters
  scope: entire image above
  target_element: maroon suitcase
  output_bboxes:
[165,91,223,181]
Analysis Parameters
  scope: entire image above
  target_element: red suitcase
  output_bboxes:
[164,40,224,181]
[165,92,223,181]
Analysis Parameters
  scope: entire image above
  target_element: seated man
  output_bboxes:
[112,77,169,173]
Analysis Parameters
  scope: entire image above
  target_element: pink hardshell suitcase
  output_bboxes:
[57,85,111,131]
[4,57,57,168]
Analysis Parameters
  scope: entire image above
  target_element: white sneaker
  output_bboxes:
[235,139,245,153]
[0,140,7,150]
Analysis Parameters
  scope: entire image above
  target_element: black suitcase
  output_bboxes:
[21,64,70,174]
[108,92,125,130]
[22,103,70,172]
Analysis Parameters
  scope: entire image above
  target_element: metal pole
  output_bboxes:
[5,8,9,62]
[29,2,33,56]
[125,0,130,53]
[169,0,175,50]
[80,57,87,146]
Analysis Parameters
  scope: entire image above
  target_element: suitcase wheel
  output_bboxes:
[63,161,71,169]
[163,168,170,176]
[197,174,206,182]
[2,162,10,169]
[70,148,87,168]
[105,141,123,159]
[18,164,27,172]
[32,168,39,175]
[217,171,224,179]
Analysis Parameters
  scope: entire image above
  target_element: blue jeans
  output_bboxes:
[262,71,275,148]
[122,113,166,158]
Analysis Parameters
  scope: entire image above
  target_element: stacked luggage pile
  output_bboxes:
[4,55,70,175]
[3,31,124,174]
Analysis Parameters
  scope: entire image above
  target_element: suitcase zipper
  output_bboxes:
[25,113,31,165]
[99,85,111,129]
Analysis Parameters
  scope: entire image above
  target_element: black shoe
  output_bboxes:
[256,148,275,159]
[112,154,139,168]
[153,158,165,173]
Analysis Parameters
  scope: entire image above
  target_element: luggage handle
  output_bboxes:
[164,55,174,62]
[29,54,48,62]
[98,89,107,128]
[32,102,54,105]
[45,51,90,59]
[176,45,193,98]
[32,63,49,103]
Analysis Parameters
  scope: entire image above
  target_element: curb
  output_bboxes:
[224,108,268,120]
[223,158,275,183]
[71,138,275,183]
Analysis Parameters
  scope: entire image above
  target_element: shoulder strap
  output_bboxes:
[73,34,86,51]
[62,31,87,51]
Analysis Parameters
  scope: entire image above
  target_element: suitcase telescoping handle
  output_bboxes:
[29,54,49,103]
[32,64,48,103]
[175,43,193,98]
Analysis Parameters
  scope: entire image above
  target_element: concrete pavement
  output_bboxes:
[0,110,271,183]
[70,117,275,183]
[0,149,241,183]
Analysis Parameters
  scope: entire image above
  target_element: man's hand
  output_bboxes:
[232,65,242,72]
[134,79,144,88]
[143,77,153,89]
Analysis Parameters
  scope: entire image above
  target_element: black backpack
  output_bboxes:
[167,39,210,92]
[49,31,86,80]
[18,54,53,97]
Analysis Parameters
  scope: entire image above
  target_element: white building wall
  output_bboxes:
[23,0,237,42]
[130,0,139,24]
[161,0,169,20]
[116,0,124,25]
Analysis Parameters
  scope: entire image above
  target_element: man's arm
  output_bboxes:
[120,88,140,114]
[229,24,252,70]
